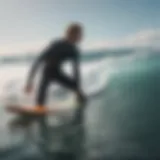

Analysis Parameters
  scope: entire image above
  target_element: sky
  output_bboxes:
[0,0,160,54]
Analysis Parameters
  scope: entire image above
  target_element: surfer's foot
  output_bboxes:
[34,106,47,114]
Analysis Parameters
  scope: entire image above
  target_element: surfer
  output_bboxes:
[24,23,86,125]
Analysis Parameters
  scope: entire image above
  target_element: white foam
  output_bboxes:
[0,58,117,108]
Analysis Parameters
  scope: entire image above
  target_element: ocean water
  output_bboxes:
[0,49,160,159]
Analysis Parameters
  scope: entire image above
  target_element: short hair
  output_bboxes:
[66,23,83,36]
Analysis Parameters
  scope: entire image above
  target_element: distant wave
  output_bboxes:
[0,48,134,65]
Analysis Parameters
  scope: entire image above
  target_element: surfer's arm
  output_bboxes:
[26,44,52,86]
[73,52,87,104]
[73,51,81,91]
[26,55,43,86]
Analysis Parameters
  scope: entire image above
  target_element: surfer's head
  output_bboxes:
[65,22,83,44]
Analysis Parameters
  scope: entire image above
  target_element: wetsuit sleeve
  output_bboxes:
[26,44,52,85]
[73,50,81,91]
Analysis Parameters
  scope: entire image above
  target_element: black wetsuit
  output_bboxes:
[27,39,80,106]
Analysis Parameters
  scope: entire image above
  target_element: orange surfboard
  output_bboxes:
[6,105,55,116]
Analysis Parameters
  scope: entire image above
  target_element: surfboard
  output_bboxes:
[4,93,78,114]
[6,105,55,116]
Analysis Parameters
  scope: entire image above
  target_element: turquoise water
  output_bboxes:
[86,55,160,159]
[0,51,160,159]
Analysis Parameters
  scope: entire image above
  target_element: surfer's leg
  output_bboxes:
[56,72,77,91]
[36,75,51,107]
[36,75,51,147]
[56,72,85,124]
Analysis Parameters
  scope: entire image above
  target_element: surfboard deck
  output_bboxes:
[6,105,55,116]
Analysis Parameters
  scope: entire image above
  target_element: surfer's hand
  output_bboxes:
[24,84,33,94]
